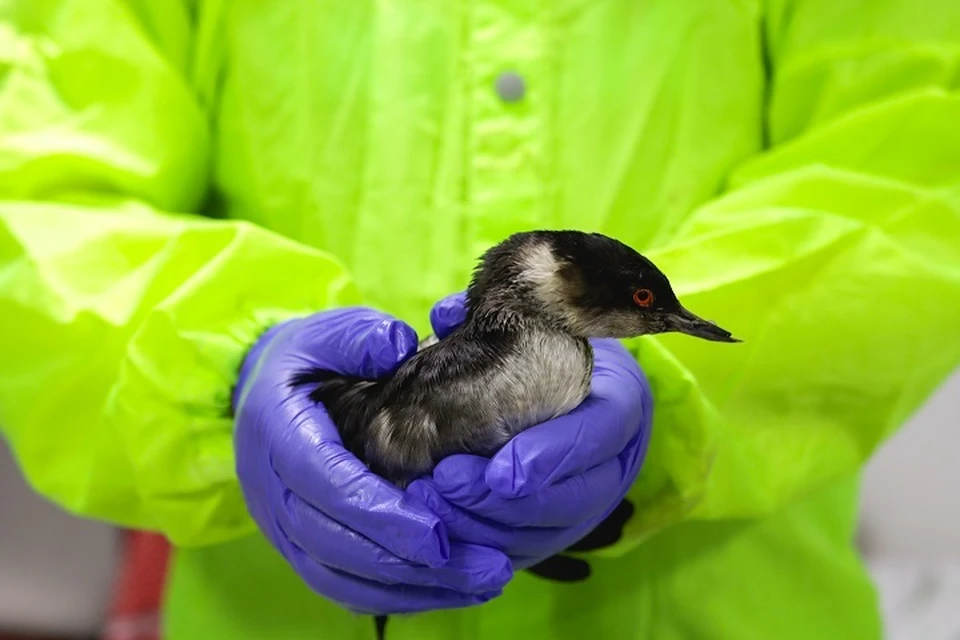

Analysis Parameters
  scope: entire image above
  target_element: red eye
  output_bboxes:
[633,288,654,307]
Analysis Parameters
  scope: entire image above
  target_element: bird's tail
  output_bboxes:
[288,368,384,462]
[374,614,388,640]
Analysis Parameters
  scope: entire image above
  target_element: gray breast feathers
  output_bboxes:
[483,331,592,437]
[365,329,593,486]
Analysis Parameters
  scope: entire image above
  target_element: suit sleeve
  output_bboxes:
[0,0,361,546]
[618,0,960,542]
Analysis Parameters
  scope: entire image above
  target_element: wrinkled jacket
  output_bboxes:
[1,1,959,638]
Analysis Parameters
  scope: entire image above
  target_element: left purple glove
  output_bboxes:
[408,293,654,579]
[232,308,512,615]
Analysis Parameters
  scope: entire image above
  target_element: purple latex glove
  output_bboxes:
[232,308,512,615]
[408,293,653,574]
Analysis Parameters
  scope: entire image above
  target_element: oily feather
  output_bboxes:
[289,323,592,488]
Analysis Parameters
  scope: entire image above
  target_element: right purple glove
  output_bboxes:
[232,308,512,615]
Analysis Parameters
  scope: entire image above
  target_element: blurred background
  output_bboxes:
[1,368,958,640]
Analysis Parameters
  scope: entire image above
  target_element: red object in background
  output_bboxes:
[100,531,172,640]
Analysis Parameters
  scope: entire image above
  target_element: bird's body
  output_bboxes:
[291,229,739,489]
[296,312,592,487]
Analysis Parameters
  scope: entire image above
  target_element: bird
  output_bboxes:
[288,229,740,640]
[291,229,738,488]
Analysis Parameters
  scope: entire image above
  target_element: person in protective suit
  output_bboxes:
[1,1,959,639]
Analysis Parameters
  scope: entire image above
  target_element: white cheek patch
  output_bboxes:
[519,242,582,325]
[521,242,564,299]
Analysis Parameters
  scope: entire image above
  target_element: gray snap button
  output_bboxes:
[495,71,526,103]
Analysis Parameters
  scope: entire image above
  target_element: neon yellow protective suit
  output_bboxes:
[1,1,959,638]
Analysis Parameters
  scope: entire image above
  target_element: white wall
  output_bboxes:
[859,368,960,640]
[860,368,960,557]
[0,442,118,636]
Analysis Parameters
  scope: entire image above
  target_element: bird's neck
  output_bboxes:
[464,292,572,339]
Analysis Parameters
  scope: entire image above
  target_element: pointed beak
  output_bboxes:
[666,307,741,343]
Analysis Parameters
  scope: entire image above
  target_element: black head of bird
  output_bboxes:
[464,229,739,342]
